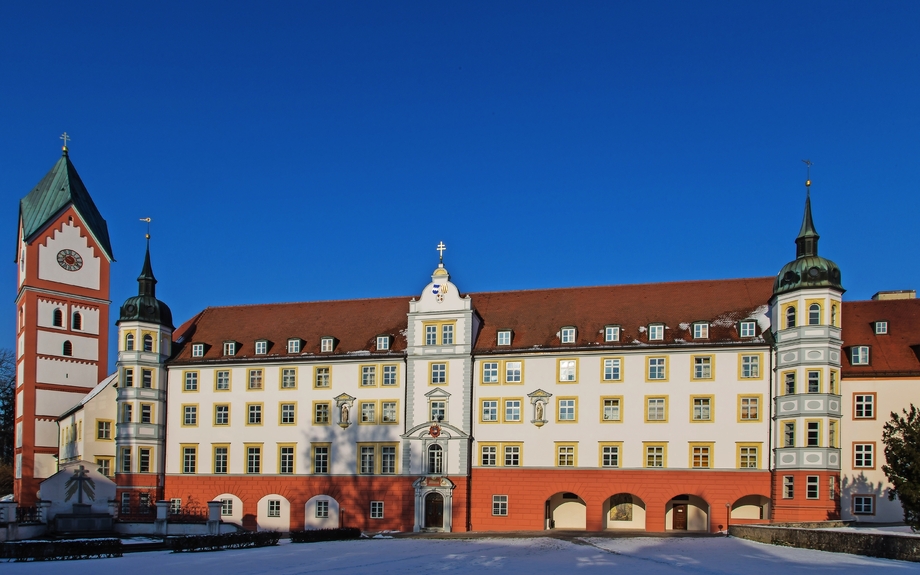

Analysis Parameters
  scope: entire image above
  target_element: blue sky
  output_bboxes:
[3,2,919,364]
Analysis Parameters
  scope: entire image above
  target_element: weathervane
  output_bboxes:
[436,241,446,264]
[140,217,151,240]
[801,159,813,192]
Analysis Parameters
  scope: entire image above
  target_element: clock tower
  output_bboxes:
[13,142,114,505]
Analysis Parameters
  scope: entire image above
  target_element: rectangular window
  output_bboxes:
[492,495,508,516]
[223,342,236,356]
[854,394,875,419]
[122,403,133,423]
[430,363,447,385]
[739,321,756,337]
[314,402,330,424]
[360,402,376,424]
[183,405,197,426]
[784,421,796,447]
[441,324,454,345]
[425,325,437,345]
[124,368,134,387]
[220,498,233,516]
[267,500,280,517]
[829,370,838,394]
[121,447,132,473]
[96,458,111,477]
[191,343,204,357]
[213,446,228,474]
[741,355,760,378]
[693,356,712,379]
[829,420,838,447]
[497,331,511,346]
[647,357,666,380]
[504,445,520,466]
[481,445,497,466]
[851,346,870,365]
[605,326,620,342]
[691,445,711,468]
[142,369,153,388]
[182,446,196,474]
[853,496,874,515]
[370,501,384,519]
[214,404,229,425]
[505,361,522,383]
[601,445,620,468]
[361,365,377,387]
[807,370,821,393]
[482,362,499,384]
[247,446,261,474]
[693,323,709,339]
[377,335,390,350]
[315,367,330,388]
[806,476,819,499]
[557,445,575,466]
[255,341,267,355]
[430,400,446,422]
[603,358,622,381]
[381,445,396,474]
[504,399,521,422]
[248,404,262,425]
[645,445,664,468]
[482,400,498,422]
[692,397,711,421]
[602,398,621,422]
[783,476,794,498]
[740,397,760,421]
[648,324,663,340]
[313,446,329,474]
[139,448,151,473]
[280,446,294,474]
[141,404,152,424]
[854,443,874,468]
[558,399,576,421]
[287,339,301,353]
[184,372,198,391]
[558,359,577,382]
[216,370,230,390]
[280,403,296,425]
[360,445,375,474]
[282,368,297,389]
[875,321,888,335]
[248,369,263,390]
[784,372,796,394]
[807,421,820,447]
[321,338,334,352]
[561,327,575,343]
[646,397,666,422]
[382,401,398,423]
[383,365,398,386]
[97,420,111,440]
[739,446,758,468]
[315,500,329,518]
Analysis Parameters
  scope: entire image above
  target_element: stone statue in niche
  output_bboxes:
[535,400,545,422]
[340,403,349,425]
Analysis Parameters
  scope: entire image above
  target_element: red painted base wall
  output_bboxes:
[771,470,840,522]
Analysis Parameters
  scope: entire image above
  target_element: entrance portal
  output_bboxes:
[672,504,687,530]
[425,492,444,529]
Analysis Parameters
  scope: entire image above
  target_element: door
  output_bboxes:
[425,492,443,528]
[672,504,687,530]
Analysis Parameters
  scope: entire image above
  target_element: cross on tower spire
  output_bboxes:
[60,132,70,154]
[436,241,446,263]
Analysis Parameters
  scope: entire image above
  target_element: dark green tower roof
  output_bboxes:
[118,241,173,329]
[18,150,114,261]
[773,190,844,296]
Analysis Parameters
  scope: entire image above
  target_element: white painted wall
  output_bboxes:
[36,389,87,418]
[213,494,243,526]
[37,221,101,290]
[38,299,68,330]
[34,453,57,479]
[36,357,99,388]
[37,330,98,361]
[35,420,60,448]
[257,494,291,531]
[304,496,340,529]
[71,305,100,335]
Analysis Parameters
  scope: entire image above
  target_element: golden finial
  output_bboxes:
[140,217,151,240]
[802,159,813,189]
[60,132,70,154]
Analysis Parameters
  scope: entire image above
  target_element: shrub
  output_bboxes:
[289,527,361,543]
[1,538,123,561]
[170,530,280,553]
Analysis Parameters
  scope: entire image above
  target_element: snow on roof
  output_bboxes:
[58,372,117,419]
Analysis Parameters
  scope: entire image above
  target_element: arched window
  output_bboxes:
[19,307,24,329]
[63,341,73,356]
[72,311,82,330]
[125,333,135,351]
[428,445,443,475]
[808,303,821,326]
[831,305,838,327]
[53,308,63,327]
[143,334,154,352]
[786,306,796,329]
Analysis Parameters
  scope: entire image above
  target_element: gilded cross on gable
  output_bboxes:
[60,132,70,151]
[436,241,446,263]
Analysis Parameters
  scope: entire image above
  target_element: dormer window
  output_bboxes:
[739,321,756,338]
[321,337,334,353]
[376,335,390,351]
[851,346,870,365]
[255,340,268,355]
[223,341,237,356]
[875,321,888,335]
[604,326,620,342]
[560,327,576,344]
[648,324,664,341]
[287,339,301,354]
[191,343,204,358]
[693,323,709,339]
[497,330,512,346]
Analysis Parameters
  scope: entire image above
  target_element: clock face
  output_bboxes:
[57,249,84,272]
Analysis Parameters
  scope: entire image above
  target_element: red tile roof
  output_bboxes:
[841,298,920,376]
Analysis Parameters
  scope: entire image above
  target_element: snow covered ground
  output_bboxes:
[4,536,919,574]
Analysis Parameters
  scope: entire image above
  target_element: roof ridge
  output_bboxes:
[467,275,775,297]
[199,293,415,311]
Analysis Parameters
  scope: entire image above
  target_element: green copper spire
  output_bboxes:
[137,239,157,297]
[795,190,820,259]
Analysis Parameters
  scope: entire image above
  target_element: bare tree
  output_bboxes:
[0,348,14,496]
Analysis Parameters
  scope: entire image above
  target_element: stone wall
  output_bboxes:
[729,524,920,562]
